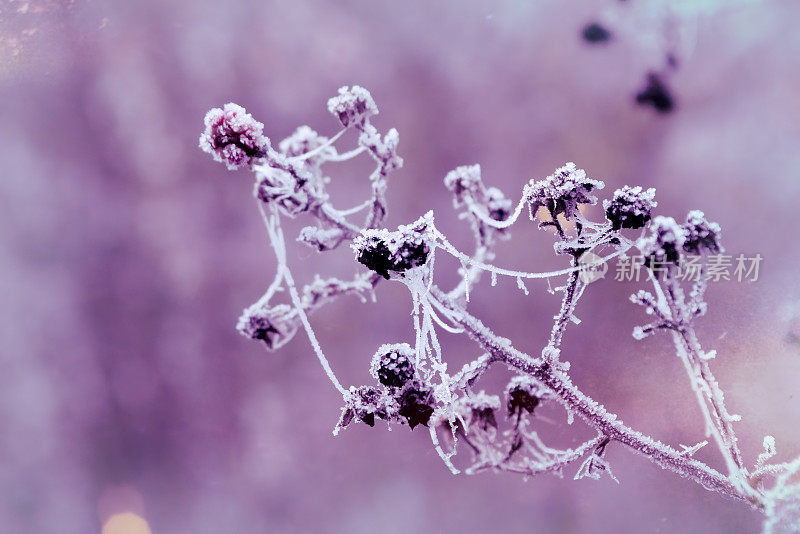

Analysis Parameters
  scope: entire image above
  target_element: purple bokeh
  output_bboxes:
[1,1,800,532]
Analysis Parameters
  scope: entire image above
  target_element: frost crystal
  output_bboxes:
[682,210,723,255]
[199,103,270,170]
[327,85,378,128]
[370,343,416,388]
[574,452,619,483]
[604,185,657,231]
[526,162,604,220]
[352,212,434,279]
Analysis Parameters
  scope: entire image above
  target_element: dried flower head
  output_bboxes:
[604,186,657,231]
[254,164,311,216]
[279,125,335,164]
[370,343,416,388]
[396,381,435,429]
[327,85,378,128]
[526,162,604,220]
[505,375,550,417]
[682,210,723,255]
[340,385,399,428]
[459,391,501,432]
[199,103,270,170]
[236,303,298,350]
[638,216,686,271]
[484,187,513,223]
[352,212,434,279]
[444,164,483,206]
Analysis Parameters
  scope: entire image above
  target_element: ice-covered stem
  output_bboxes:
[661,273,748,487]
[257,203,347,394]
[635,212,751,492]
[327,85,401,230]
[355,121,401,229]
[544,265,580,365]
[443,165,512,301]
[428,286,763,508]
[472,434,605,477]
[254,152,362,239]
[239,271,380,349]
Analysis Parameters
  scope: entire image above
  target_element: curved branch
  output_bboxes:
[429,286,764,509]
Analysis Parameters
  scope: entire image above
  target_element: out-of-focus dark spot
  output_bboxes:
[582,22,612,44]
[635,73,675,114]
[666,53,679,69]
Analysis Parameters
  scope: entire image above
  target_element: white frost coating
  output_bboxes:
[574,452,619,483]
[679,441,708,457]
[700,349,717,361]
[435,227,633,283]
[466,189,527,229]
[516,276,529,295]
[757,436,778,468]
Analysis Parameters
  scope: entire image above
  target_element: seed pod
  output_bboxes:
[604,186,657,231]
[370,343,416,388]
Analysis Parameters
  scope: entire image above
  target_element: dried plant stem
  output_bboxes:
[661,276,751,493]
[429,286,764,509]
[201,92,799,530]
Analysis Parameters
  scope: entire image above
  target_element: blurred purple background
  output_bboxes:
[2,1,800,532]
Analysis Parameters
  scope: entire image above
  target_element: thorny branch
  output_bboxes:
[200,89,800,532]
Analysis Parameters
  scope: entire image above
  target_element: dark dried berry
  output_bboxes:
[582,22,612,44]
[370,343,415,388]
[635,73,674,114]
[604,186,657,231]
[356,239,428,280]
[352,214,433,279]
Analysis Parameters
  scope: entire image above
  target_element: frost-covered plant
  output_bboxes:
[200,87,799,532]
